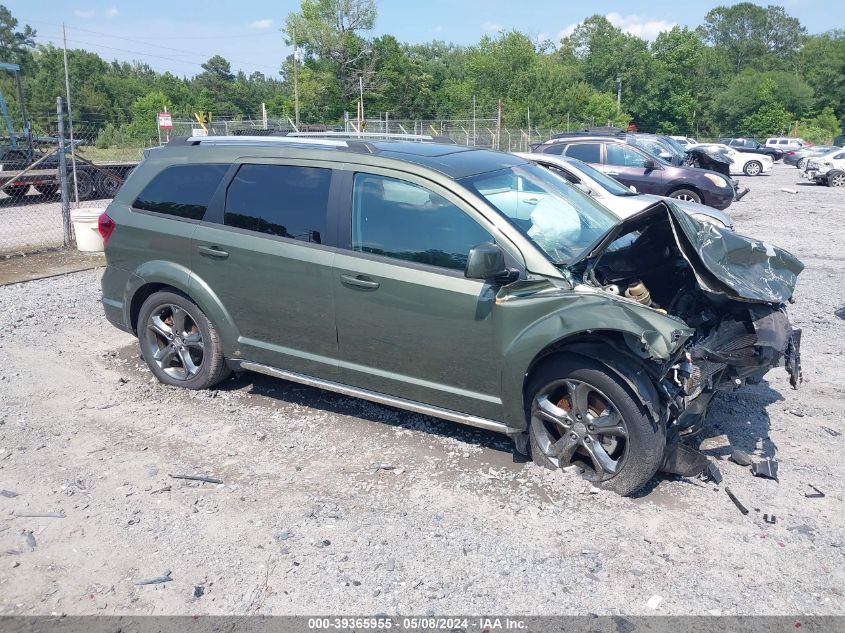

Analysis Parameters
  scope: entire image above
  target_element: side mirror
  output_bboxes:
[629,185,638,193]
[465,242,517,283]
[658,151,673,160]
[644,158,656,170]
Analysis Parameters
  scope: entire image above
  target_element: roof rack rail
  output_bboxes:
[287,131,457,144]
[168,135,352,148]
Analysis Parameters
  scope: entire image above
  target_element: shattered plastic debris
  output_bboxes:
[729,449,753,467]
[751,459,779,481]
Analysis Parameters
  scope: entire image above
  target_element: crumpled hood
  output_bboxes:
[575,202,804,304]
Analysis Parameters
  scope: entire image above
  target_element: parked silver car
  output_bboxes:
[516,153,734,229]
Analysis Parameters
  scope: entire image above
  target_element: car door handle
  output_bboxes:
[197,245,229,259]
[523,197,539,205]
[340,274,380,290]
[606,171,620,176]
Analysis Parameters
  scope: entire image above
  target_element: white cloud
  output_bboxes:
[557,23,578,42]
[106,6,118,17]
[249,18,273,29]
[74,9,96,18]
[605,12,675,40]
[481,21,503,32]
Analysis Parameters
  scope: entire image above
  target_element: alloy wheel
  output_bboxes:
[745,162,761,176]
[530,379,629,480]
[674,193,695,202]
[830,173,845,187]
[143,304,204,380]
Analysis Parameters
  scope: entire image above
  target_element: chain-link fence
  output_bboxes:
[1,101,143,256]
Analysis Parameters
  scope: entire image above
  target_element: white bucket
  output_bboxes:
[70,208,106,252]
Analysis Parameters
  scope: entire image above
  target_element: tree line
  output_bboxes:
[1,1,843,148]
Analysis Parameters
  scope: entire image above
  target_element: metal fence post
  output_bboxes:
[57,97,72,247]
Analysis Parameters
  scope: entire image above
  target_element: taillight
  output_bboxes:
[98,212,116,247]
[787,151,795,155]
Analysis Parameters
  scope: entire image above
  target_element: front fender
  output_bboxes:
[496,286,692,430]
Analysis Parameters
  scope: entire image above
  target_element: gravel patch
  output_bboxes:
[0,164,843,615]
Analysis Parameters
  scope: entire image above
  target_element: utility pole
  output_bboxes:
[359,74,364,130]
[472,95,476,146]
[62,23,79,205]
[496,98,502,150]
[292,27,300,129]
[616,77,622,112]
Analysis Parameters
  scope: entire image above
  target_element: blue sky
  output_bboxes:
[10,0,837,78]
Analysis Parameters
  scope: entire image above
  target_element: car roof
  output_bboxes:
[160,135,528,179]
[541,136,626,145]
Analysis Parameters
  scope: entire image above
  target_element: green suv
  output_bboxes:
[100,134,803,495]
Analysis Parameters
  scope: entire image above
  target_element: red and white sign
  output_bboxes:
[157,112,173,129]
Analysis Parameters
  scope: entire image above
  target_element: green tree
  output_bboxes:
[739,78,792,136]
[703,3,806,72]
[284,0,376,104]
[0,4,35,65]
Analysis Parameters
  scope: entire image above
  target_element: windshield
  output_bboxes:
[562,158,639,197]
[459,163,618,265]
[660,136,688,155]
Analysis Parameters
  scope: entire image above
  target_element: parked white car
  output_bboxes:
[688,143,773,176]
[765,137,807,152]
[669,135,698,147]
[803,148,845,187]
[516,153,734,229]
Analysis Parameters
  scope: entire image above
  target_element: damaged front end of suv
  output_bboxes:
[563,202,803,478]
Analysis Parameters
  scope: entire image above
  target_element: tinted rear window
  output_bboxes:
[564,143,601,163]
[133,164,228,220]
[223,164,330,243]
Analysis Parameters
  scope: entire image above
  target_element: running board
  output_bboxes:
[237,361,510,435]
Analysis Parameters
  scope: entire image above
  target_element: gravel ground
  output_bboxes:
[0,163,843,616]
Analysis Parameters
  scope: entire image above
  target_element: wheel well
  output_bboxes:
[522,332,664,422]
[668,184,700,197]
[129,283,173,334]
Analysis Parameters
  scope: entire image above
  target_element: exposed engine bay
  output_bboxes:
[572,201,804,436]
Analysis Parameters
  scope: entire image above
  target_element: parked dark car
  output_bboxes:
[531,136,735,209]
[720,138,784,161]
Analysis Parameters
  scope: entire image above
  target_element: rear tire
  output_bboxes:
[668,188,701,204]
[743,160,762,176]
[526,355,665,496]
[72,170,95,200]
[137,290,230,390]
[95,170,123,198]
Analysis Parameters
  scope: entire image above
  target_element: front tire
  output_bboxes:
[669,188,701,204]
[527,356,665,496]
[137,290,230,389]
[828,171,845,187]
[743,160,762,176]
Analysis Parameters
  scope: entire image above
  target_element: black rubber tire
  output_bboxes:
[743,160,762,176]
[73,170,96,200]
[668,188,701,204]
[137,290,230,390]
[95,170,122,198]
[526,355,665,496]
[1,184,29,198]
[828,170,845,187]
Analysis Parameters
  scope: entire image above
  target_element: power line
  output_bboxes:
[21,18,283,40]
[32,33,284,75]
[28,20,290,70]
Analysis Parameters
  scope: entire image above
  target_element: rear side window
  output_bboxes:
[564,143,601,163]
[224,164,331,244]
[539,143,565,155]
[133,164,228,220]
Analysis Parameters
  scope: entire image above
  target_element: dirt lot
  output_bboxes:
[1,163,843,616]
